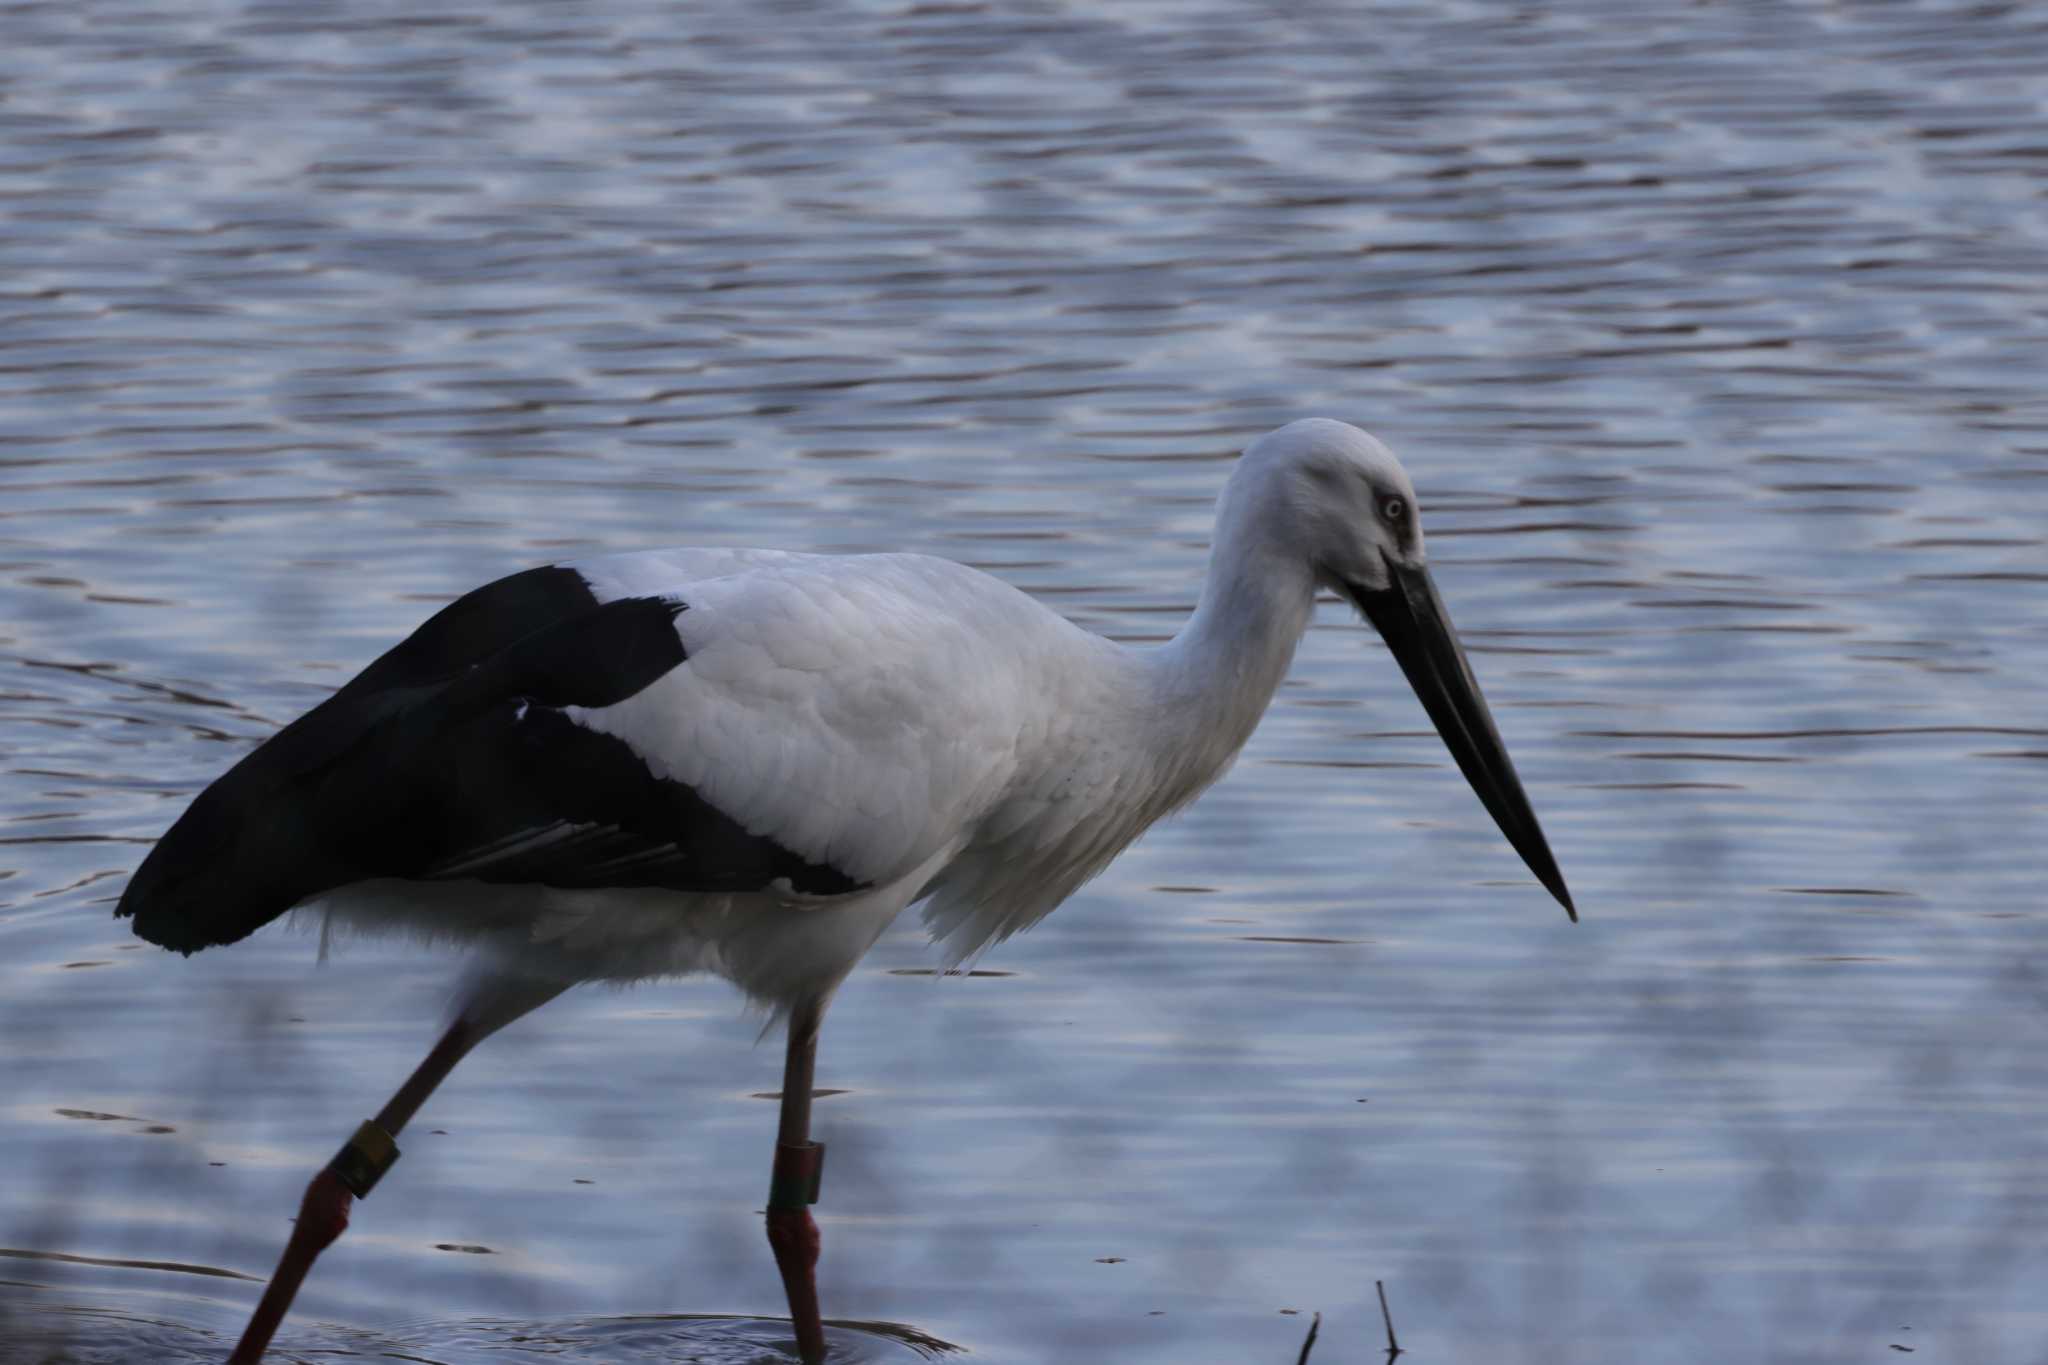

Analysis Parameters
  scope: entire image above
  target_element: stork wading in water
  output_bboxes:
[120,419,1574,1364]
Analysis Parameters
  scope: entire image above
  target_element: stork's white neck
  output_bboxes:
[1141,469,1319,802]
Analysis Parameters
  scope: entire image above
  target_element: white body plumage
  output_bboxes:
[312,538,1290,1004]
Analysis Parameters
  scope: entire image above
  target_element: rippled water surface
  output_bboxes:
[4,2,2047,1361]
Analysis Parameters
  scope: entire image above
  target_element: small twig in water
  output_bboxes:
[1377,1280,1403,1360]
[1293,1310,1321,1365]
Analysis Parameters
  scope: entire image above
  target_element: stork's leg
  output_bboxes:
[226,974,565,1365]
[766,997,829,1365]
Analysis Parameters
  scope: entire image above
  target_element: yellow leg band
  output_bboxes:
[327,1119,401,1198]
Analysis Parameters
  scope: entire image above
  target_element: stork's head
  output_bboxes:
[1244,418,1576,921]
[1246,417,1423,594]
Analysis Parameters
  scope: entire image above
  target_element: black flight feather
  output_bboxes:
[119,566,861,955]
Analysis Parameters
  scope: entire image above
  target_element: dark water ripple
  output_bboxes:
[3,1,2047,1362]
[1,1288,954,1364]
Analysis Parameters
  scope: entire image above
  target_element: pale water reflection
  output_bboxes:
[4,0,2047,1362]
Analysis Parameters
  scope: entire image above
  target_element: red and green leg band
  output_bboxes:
[768,1140,825,1210]
[327,1119,401,1198]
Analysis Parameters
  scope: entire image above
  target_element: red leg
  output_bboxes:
[766,1000,829,1364]
[225,975,562,1364]
[225,1168,353,1364]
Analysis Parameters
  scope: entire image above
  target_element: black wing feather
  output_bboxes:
[120,568,862,955]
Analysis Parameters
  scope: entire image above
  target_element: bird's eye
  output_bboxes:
[1380,496,1407,524]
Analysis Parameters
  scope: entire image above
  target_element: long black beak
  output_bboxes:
[1347,559,1576,921]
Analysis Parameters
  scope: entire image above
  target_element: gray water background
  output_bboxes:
[2,1,2045,1361]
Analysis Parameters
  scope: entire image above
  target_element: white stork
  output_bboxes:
[119,418,1573,1364]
